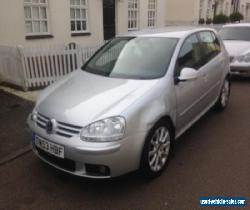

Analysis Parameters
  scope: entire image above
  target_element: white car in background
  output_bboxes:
[219,23,250,77]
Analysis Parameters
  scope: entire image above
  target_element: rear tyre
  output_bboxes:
[214,77,230,111]
[140,120,173,178]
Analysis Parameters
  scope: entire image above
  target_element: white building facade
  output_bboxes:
[1,0,250,48]
[0,0,167,47]
[199,0,250,21]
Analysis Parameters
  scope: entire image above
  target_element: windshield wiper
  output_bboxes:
[82,66,111,77]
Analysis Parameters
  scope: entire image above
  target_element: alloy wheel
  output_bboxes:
[221,79,230,107]
[148,126,171,172]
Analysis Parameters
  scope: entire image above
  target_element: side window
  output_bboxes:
[198,31,221,65]
[210,32,221,53]
[176,34,202,76]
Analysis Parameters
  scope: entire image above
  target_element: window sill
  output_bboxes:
[25,34,54,40]
[71,32,91,37]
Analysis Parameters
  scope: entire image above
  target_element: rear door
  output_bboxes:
[197,31,225,107]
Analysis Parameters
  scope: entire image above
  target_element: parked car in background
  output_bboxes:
[27,27,230,179]
[219,23,250,77]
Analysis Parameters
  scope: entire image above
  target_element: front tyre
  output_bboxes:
[214,77,230,111]
[140,120,173,178]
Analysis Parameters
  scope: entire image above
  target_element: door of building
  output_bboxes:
[103,0,116,40]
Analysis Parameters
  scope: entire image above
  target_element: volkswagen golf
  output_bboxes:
[27,27,230,178]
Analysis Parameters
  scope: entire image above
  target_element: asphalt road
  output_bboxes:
[0,78,249,210]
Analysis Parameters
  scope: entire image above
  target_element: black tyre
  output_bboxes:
[214,77,231,111]
[140,119,174,178]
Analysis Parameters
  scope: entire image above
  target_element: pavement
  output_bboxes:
[0,85,39,102]
[0,89,33,160]
[0,78,249,210]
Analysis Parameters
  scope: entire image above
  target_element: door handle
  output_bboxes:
[203,74,208,82]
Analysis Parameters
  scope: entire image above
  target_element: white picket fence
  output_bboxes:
[0,42,104,90]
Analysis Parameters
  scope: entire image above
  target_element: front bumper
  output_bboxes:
[28,118,146,178]
[230,62,250,77]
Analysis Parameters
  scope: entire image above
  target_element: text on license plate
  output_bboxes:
[35,136,64,158]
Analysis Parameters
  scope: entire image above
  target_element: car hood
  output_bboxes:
[223,40,250,57]
[36,70,159,126]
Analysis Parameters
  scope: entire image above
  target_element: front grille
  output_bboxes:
[35,112,82,138]
[231,68,249,73]
[37,147,76,172]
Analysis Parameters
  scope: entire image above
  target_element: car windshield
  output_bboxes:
[82,37,178,79]
[219,27,250,41]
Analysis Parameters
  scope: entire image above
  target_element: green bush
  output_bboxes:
[230,12,244,22]
[199,18,205,24]
[206,18,212,24]
[213,14,229,24]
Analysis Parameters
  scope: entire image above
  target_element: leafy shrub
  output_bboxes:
[199,18,205,24]
[213,14,229,24]
[206,18,212,24]
[229,12,244,22]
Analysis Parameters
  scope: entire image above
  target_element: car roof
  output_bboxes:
[118,26,217,39]
[223,23,250,28]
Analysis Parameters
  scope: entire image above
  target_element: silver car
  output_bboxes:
[27,27,230,178]
[219,23,250,76]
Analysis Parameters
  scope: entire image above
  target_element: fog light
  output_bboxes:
[85,164,110,176]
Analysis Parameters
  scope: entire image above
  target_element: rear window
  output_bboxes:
[198,31,221,63]
[219,27,250,41]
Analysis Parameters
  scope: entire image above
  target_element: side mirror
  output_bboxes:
[177,67,198,82]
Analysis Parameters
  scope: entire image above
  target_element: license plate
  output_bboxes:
[35,135,64,158]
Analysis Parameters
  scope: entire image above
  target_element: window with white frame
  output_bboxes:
[241,5,245,16]
[224,2,229,16]
[70,0,88,33]
[24,0,49,35]
[199,0,204,19]
[206,0,212,19]
[128,0,139,31]
[148,0,157,27]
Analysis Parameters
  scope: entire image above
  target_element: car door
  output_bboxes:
[174,33,207,135]
[197,31,225,108]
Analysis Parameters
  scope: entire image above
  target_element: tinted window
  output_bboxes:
[176,34,203,76]
[82,37,178,79]
[198,31,221,64]
[219,27,250,41]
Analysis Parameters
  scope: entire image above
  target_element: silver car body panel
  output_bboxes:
[27,27,229,178]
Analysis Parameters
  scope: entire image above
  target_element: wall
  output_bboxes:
[165,0,200,25]
[240,0,250,21]
[0,0,104,47]
[116,0,128,34]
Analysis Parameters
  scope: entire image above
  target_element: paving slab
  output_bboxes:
[0,89,34,159]
[0,85,40,102]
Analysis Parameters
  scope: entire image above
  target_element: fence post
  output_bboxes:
[76,44,82,68]
[17,46,29,91]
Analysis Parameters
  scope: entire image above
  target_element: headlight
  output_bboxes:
[235,53,250,63]
[80,116,126,142]
[243,53,250,63]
